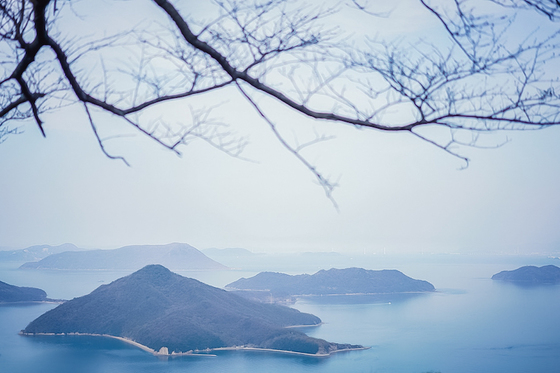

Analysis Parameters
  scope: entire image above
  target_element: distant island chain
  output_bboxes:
[3,242,558,358]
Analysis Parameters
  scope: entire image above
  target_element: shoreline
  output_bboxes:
[299,290,434,296]
[19,332,213,356]
[210,345,370,357]
[228,289,435,296]
[229,289,435,305]
[19,332,369,357]
[285,322,323,328]
[0,299,64,305]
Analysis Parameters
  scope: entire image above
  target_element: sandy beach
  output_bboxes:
[19,332,368,357]
[210,345,370,357]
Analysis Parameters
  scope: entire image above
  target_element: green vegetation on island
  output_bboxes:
[19,243,227,271]
[23,265,362,355]
[0,280,47,303]
[226,267,435,299]
[492,265,560,284]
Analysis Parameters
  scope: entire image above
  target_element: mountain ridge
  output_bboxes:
[0,243,82,262]
[19,243,227,271]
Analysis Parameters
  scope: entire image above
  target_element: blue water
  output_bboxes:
[1,255,560,373]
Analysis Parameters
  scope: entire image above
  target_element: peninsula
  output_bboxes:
[226,267,435,301]
[19,243,227,271]
[0,280,47,303]
[22,265,363,356]
[492,265,560,284]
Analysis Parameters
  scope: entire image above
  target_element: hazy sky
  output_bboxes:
[1,0,559,254]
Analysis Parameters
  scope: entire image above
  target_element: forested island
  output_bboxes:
[0,280,48,303]
[19,243,227,271]
[226,267,435,301]
[492,265,560,284]
[22,265,363,356]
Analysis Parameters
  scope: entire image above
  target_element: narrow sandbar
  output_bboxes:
[20,332,368,357]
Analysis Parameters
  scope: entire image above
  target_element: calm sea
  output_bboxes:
[1,254,559,373]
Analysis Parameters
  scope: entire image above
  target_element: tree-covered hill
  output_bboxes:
[227,267,435,297]
[23,265,361,355]
[492,265,560,284]
[0,280,47,302]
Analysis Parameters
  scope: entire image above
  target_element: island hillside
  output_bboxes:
[23,265,362,355]
[226,267,435,298]
[492,265,560,284]
[19,243,227,271]
[0,280,47,302]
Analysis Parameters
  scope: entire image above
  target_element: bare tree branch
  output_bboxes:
[1,0,560,197]
[236,81,339,207]
[83,103,130,166]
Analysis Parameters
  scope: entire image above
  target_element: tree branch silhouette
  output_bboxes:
[1,0,559,191]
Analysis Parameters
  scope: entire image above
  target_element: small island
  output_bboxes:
[226,267,435,302]
[491,265,560,284]
[22,265,364,356]
[0,280,48,303]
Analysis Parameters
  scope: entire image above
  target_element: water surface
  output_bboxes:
[1,255,559,372]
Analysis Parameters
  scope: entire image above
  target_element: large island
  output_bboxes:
[226,267,435,301]
[20,243,227,271]
[22,265,364,356]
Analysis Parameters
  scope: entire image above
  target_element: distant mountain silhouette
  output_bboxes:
[203,248,255,257]
[20,243,227,271]
[227,267,435,298]
[299,252,344,257]
[0,280,47,302]
[0,243,82,262]
[23,265,362,355]
[492,265,560,284]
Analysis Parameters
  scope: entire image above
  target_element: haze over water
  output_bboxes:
[1,253,559,373]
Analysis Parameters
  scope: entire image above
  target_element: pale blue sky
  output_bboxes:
[1,0,559,254]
